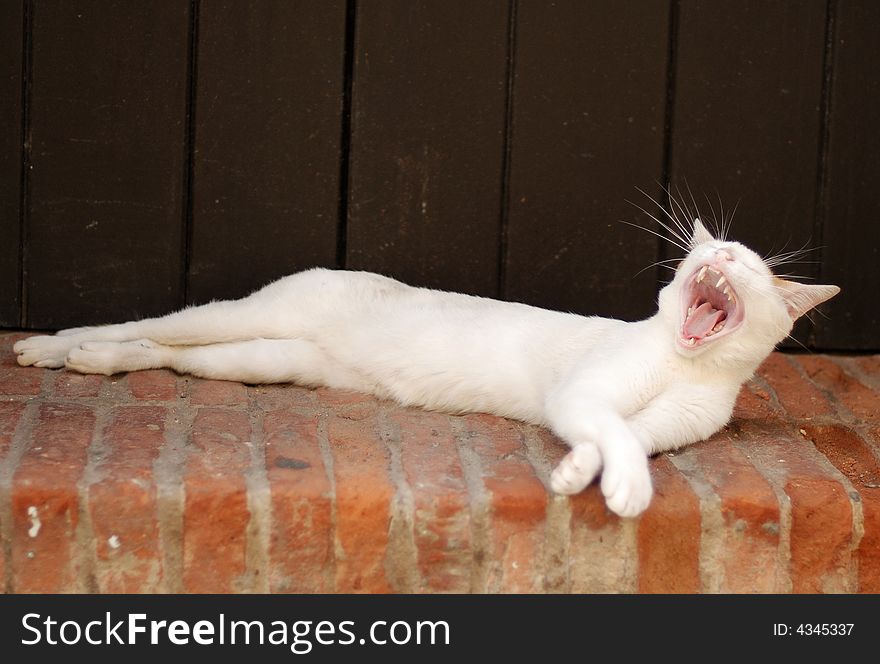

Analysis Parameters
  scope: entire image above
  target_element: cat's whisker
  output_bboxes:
[703,192,722,238]
[662,187,695,244]
[765,244,822,268]
[634,186,693,248]
[633,258,681,278]
[619,218,691,255]
[684,180,705,232]
[671,183,697,230]
[773,273,815,281]
[725,198,740,242]
[714,191,726,241]
[624,196,693,249]
[658,182,698,243]
[763,237,814,268]
[783,331,812,352]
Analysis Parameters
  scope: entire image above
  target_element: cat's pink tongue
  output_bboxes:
[683,302,725,339]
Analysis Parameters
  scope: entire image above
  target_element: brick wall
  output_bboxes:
[1,333,878,593]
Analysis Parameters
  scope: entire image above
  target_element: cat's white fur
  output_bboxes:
[14,220,839,517]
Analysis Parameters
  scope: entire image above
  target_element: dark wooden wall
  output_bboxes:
[2,1,878,350]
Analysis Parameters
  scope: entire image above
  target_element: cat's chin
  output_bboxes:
[678,262,745,350]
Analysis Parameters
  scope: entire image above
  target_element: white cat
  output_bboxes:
[14,219,838,517]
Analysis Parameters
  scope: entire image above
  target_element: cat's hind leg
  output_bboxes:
[65,339,169,375]
[65,337,364,390]
[15,268,393,368]
[15,296,280,368]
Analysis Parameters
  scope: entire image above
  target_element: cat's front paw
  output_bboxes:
[600,454,653,518]
[13,335,76,368]
[550,443,602,495]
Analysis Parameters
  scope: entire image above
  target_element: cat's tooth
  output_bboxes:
[697,266,709,282]
[713,322,724,332]
[687,306,695,316]
[687,338,696,346]
[716,275,727,288]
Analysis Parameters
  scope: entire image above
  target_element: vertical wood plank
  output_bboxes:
[26,1,190,329]
[346,1,510,296]
[815,3,880,350]
[188,0,346,304]
[505,0,670,321]
[670,1,827,343]
[0,2,23,326]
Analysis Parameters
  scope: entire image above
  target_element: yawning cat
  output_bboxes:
[13,219,839,517]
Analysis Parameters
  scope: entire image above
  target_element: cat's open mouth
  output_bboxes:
[679,264,744,348]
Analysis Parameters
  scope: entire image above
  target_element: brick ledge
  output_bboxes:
[1,332,878,593]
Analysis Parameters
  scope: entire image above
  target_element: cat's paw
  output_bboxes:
[550,443,602,495]
[600,452,653,518]
[65,339,161,376]
[14,335,77,368]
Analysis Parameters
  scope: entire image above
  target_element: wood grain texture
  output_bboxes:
[815,2,880,350]
[188,0,346,304]
[670,0,828,343]
[0,1,23,326]
[346,1,510,296]
[505,0,670,321]
[26,1,190,328]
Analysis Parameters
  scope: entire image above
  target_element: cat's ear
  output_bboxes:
[691,218,715,246]
[774,279,841,320]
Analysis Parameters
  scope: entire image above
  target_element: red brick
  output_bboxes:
[800,424,880,592]
[0,401,26,459]
[638,455,701,593]
[265,409,333,593]
[183,408,252,593]
[0,364,42,396]
[856,355,880,379]
[329,412,393,592]
[88,406,166,592]
[787,478,852,593]
[11,403,94,592]
[757,353,834,419]
[127,370,179,400]
[795,355,880,421]
[687,437,781,592]
[189,378,248,406]
[732,383,780,421]
[804,424,880,489]
[317,387,373,406]
[565,477,611,529]
[53,372,103,398]
[739,423,854,592]
[318,387,378,420]
[1,401,21,590]
[394,410,470,592]
[531,428,637,592]
[463,414,547,592]
[251,384,316,411]
[860,492,880,593]
[0,332,45,395]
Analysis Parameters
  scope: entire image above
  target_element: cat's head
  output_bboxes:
[657,220,839,364]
